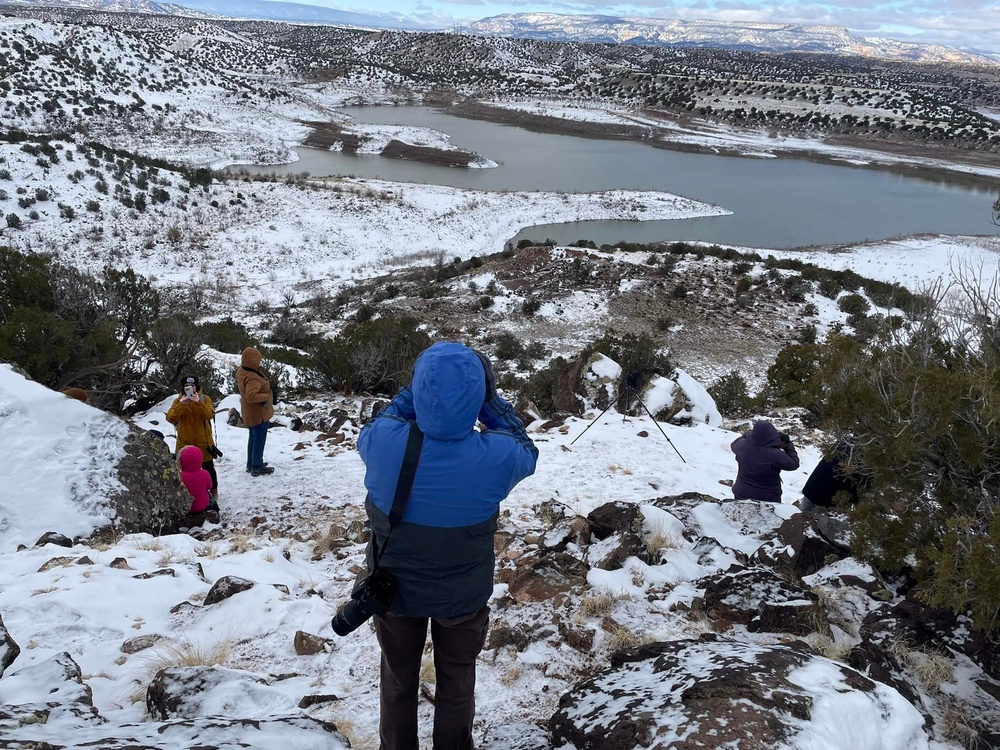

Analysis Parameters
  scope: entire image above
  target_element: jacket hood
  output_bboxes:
[748,420,781,448]
[241,347,262,369]
[179,445,203,472]
[411,342,485,441]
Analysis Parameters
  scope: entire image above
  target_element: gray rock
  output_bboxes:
[753,511,851,579]
[0,613,19,678]
[146,666,293,720]
[480,722,551,750]
[109,427,191,536]
[34,532,73,548]
[204,575,255,606]
[0,652,103,730]
[700,566,822,634]
[121,634,167,654]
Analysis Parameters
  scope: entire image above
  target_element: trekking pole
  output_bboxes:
[569,402,617,446]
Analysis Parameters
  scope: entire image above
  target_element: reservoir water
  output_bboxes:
[234,106,999,249]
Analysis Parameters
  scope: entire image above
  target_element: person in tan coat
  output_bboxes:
[236,347,274,476]
[166,375,219,499]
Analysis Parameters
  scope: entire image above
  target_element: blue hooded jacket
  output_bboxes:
[731,420,800,503]
[358,342,538,618]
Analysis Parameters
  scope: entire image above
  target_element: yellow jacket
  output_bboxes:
[166,391,216,462]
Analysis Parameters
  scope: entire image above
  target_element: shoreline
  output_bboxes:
[447,101,1000,190]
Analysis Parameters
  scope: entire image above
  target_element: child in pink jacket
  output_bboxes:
[179,445,212,515]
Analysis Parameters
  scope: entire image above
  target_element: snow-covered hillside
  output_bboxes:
[464,13,996,65]
[4,362,1000,748]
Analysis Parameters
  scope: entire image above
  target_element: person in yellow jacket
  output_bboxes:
[166,375,219,500]
[236,347,275,476]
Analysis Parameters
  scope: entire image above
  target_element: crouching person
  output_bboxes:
[178,445,215,528]
[340,342,537,750]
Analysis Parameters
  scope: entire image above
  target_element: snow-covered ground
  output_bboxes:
[3,360,985,748]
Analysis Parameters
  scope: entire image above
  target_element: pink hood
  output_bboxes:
[179,445,204,472]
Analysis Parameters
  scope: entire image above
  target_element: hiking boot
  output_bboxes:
[250,466,275,477]
[245,462,269,473]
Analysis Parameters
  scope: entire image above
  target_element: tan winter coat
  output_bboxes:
[236,347,274,427]
[166,390,216,462]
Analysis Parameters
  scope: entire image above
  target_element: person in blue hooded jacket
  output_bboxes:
[731,420,800,503]
[358,341,537,750]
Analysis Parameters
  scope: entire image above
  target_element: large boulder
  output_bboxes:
[0,652,103,730]
[550,636,929,750]
[700,567,825,635]
[640,368,723,427]
[753,510,852,579]
[0,613,19,677]
[146,665,296,720]
[111,427,191,536]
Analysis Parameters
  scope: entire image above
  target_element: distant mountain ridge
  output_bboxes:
[461,12,997,65]
[5,0,441,28]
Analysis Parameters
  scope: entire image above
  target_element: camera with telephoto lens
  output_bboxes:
[779,432,791,444]
[331,568,396,636]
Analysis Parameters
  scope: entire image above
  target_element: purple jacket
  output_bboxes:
[731,421,800,502]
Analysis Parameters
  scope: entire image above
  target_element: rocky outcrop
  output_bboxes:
[146,666,286,720]
[585,501,652,571]
[0,614,19,678]
[700,567,825,635]
[0,652,103,730]
[500,551,588,603]
[753,510,851,578]
[550,636,929,750]
[848,591,1000,746]
[110,427,191,536]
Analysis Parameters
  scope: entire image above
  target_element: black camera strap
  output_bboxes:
[371,420,424,569]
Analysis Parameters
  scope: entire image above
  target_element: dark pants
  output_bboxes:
[373,607,489,750]
[246,421,269,470]
[202,460,218,493]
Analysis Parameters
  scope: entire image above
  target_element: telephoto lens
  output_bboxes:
[330,598,372,637]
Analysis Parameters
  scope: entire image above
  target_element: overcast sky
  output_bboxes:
[319,0,1000,52]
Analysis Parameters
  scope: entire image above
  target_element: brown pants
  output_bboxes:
[373,607,489,750]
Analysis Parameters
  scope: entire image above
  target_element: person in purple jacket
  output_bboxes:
[731,420,800,503]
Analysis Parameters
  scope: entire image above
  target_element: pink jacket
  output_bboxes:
[179,445,212,513]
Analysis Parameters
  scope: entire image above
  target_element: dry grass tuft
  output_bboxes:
[194,542,218,559]
[130,537,163,552]
[644,530,682,560]
[939,699,983,749]
[808,633,852,662]
[500,664,522,687]
[578,592,622,618]
[907,649,955,691]
[605,624,650,652]
[229,533,257,554]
